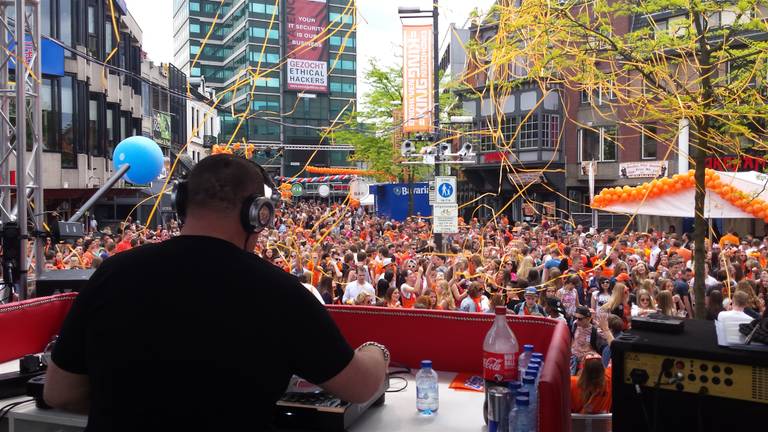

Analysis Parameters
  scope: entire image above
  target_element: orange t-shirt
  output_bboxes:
[570,365,613,414]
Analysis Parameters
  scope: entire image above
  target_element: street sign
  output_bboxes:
[433,203,458,233]
[349,179,370,200]
[435,176,456,204]
[318,184,330,198]
[428,181,435,204]
[291,183,304,197]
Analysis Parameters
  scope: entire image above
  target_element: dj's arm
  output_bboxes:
[43,360,90,414]
[320,344,388,404]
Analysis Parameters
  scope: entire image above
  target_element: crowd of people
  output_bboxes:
[36,198,768,414]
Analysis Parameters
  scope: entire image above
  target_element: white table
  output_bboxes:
[1,360,486,432]
[350,371,487,432]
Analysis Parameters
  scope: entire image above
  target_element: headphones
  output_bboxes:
[172,159,276,233]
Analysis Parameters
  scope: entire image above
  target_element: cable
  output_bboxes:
[0,398,34,424]
[386,376,408,393]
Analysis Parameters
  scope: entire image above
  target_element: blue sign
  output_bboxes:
[438,182,454,198]
[9,36,65,77]
[371,183,433,221]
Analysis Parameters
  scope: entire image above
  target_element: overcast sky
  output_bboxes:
[125,0,493,103]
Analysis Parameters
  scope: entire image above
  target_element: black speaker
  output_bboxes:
[611,319,768,432]
[35,269,95,297]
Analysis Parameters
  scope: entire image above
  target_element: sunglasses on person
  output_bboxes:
[601,280,610,285]
[575,315,590,321]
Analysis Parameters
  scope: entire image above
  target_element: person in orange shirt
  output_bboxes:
[570,355,612,414]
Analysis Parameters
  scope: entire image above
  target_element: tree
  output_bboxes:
[331,59,459,181]
[466,0,768,317]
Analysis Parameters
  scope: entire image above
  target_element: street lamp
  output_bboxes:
[399,1,442,250]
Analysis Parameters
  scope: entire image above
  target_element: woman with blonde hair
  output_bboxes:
[656,291,676,316]
[734,279,762,318]
[632,289,656,317]
[517,256,535,283]
[600,282,631,329]
[436,280,456,310]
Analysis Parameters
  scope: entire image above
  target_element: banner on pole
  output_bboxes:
[286,0,328,92]
[402,24,433,133]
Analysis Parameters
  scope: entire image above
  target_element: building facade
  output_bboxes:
[444,22,566,223]
[33,0,184,228]
[172,0,357,180]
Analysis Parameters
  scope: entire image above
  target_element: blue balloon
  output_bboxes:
[113,136,164,184]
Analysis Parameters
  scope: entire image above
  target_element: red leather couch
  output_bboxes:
[327,306,571,432]
[0,293,77,364]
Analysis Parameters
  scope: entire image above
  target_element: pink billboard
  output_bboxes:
[286,0,329,92]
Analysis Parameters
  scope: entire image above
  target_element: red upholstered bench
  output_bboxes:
[327,306,572,432]
[0,293,77,364]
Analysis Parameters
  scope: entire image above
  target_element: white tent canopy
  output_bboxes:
[600,171,768,218]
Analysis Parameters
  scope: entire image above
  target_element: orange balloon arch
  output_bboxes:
[592,169,768,223]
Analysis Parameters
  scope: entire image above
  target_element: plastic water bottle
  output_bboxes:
[518,344,534,381]
[522,374,538,431]
[512,396,533,432]
[416,360,439,415]
[526,365,540,384]
[506,381,522,429]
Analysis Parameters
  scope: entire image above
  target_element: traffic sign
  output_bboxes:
[318,184,330,197]
[349,179,370,200]
[290,183,304,197]
[435,176,456,204]
[433,203,458,233]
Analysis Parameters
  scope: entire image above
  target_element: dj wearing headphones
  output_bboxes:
[43,155,389,431]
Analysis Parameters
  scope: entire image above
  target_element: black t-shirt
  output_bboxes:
[52,236,354,431]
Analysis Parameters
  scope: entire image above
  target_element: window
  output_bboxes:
[41,0,52,37]
[330,12,354,24]
[500,116,519,146]
[88,98,102,157]
[106,105,119,159]
[542,114,560,148]
[142,82,152,116]
[641,126,657,159]
[190,44,200,55]
[60,0,72,52]
[519,115,539,149]
[190,23,200,33]
[579,126,617,162]
[42,78,57,152]
[87,5,98,58]
[330,36,355,47]
[190,1,200,12]
[60,75,76,168]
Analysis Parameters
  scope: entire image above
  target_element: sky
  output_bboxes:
[125,0,494,104]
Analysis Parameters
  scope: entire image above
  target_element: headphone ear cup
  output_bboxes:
[240,195,275,233]
[173,180,188,223]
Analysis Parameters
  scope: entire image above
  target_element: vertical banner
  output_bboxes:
[402,25,433,133]
[286,0,328,92]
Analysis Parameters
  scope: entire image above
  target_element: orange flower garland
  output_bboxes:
[592,169,768,223]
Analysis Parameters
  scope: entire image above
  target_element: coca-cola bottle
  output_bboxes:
[483,306,519,424]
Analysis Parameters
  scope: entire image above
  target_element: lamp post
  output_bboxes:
[399,1,441,250]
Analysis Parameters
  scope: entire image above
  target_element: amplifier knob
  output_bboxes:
[724,367,733,375]
[675,383,684,391]
[712,377,720,385]
[699,375,708,384]
[712,365,720,374]
[724,378,733,387]
[699,364,708,372]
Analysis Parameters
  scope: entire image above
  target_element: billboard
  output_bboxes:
[152,111,171,145]
[286,0,328,92]
[402,25,433,133]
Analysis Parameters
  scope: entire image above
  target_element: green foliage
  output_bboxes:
[330,58,460,181]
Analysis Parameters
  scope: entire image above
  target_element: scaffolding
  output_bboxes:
[0,0,44,301]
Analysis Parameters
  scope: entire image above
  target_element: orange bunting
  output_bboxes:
[305,166,385,177]
[591,169,768,220]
